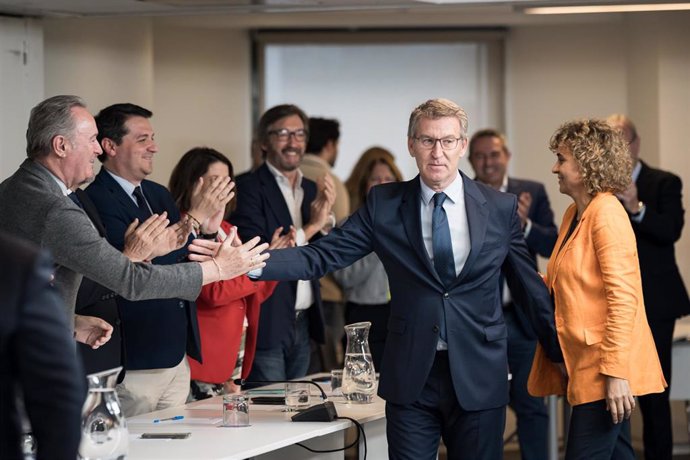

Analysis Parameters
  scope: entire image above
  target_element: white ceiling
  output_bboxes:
[0,0,682,18]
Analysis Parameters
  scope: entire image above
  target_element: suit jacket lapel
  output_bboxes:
[456,173,488,284]
[400,177,440,283]
[258,164,293,227]
[75,188,107,237]
[547,203,583,293]
[97,169,141,214]
[635,161,652,200]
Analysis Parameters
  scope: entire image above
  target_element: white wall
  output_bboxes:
[507,13,690,280]
[0,17,43,180]
[42,18,250,186]
[28,10,690,284]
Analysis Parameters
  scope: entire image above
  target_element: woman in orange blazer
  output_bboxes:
[528,119,666,459]
[169,147,293,399]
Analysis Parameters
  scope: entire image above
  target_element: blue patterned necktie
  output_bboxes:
[432,192,455,342]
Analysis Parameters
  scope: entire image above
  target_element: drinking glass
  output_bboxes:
[222,393,250,427]
[284,382,310,412]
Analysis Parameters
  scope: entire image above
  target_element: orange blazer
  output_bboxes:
[528,192,666,405]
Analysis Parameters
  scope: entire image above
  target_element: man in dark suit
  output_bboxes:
[230,104,334,382]
[85,103,235,416]
[252,99,563,459]
[608,114,690,460]
[0,231,85,460]
[74,187,126,379]
[469,129,558,460]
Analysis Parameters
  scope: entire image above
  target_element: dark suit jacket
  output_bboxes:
[505,177,558,338]
[74,189,125,379]
[261,172,562,409]
[633,161,690,320]
[230,163,325,349]
[0,232,85,460]
[85,169,202,370]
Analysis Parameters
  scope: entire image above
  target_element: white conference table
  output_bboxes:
[126,382,386,460]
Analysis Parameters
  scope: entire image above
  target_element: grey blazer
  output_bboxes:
[0,160,202,319]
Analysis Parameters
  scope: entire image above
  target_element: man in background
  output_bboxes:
[0,231,85,460]
[231,104,335,382]
[301,116,349,370]
[608,114,690,460]
[469,128,558,460]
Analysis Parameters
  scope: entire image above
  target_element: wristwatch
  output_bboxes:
[631,201,645,217]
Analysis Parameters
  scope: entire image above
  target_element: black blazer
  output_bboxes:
[261,173,562,409]
[74,188,125,380]
[505,177,558,338]
[85,169,202,370]
[0,232,85,460]
[230,163,325,349]
[633,161,690,320]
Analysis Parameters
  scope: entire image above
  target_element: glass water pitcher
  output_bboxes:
[79,367,128,460]
[341,321,378,403]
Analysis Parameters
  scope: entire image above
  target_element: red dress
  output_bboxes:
[188,221,276,383]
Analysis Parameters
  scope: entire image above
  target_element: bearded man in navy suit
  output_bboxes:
[237,99,564,459]
[469,129,558,460]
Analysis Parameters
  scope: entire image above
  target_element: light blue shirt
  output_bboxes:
[105,169,153,215]
[630,161,646,222]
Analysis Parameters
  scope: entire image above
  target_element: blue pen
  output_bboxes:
[153,415,184,423]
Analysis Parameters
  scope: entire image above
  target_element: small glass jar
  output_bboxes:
[222,393,250,427]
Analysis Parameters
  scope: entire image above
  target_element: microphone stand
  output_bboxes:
[234,378,338,422]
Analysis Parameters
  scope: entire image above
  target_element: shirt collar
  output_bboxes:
[499,175,509,193]
[105,168,138,196]
[266,160,303,189]
[632,161,642,183]
[36,162,71,196]
[419,171,464,206]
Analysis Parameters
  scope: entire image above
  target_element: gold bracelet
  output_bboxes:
[186,213,201,234]
[211,256,223,280]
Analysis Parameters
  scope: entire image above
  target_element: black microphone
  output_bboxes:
[233,378,338,422]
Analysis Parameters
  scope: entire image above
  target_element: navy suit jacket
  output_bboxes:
[261,172,562,409]
[85,168,201,370]
[74,188,126,379]
[0,232,85,460]
[505,177,558,338]
[230,163,325,349]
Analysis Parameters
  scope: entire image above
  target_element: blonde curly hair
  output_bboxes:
[549,118,631,195]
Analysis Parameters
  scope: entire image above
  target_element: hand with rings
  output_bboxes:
[187,176,236,232]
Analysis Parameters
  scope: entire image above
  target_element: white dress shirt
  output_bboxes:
[265,161,314,312]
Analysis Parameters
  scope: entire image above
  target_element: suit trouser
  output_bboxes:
[385,351,506,460]
[505,308,548,460]
[639,316,675,460]
[565,400,634,460]
[116,356,190,417]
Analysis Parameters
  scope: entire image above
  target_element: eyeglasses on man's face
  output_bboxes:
[268,128,308,142]
[413,136,462,150]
